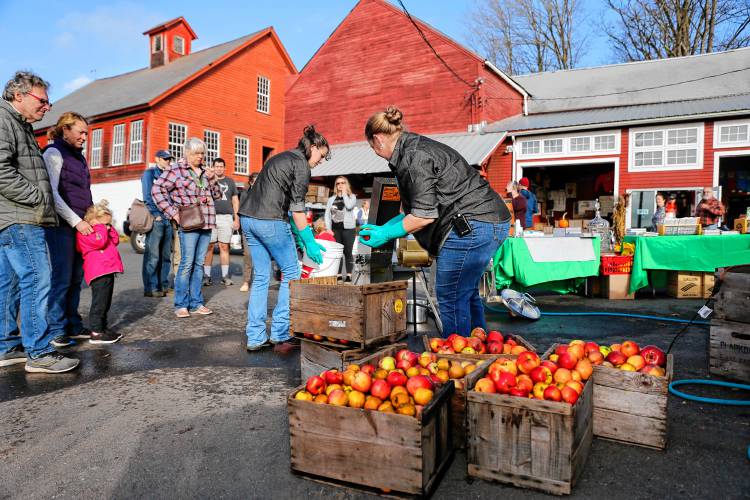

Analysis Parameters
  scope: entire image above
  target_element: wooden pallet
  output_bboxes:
[709,319,750,384]
[466,359,593,496]
[290,279,407,349]
[299,340,407,381]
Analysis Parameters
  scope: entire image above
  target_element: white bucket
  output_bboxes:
[300,239,344,278]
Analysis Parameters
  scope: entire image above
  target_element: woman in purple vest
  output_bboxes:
[42,112,94,348]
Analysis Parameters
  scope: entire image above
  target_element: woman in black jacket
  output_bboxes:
[359,107,511,337]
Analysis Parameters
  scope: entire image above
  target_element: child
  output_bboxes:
[76,200,124,344]
[313,217,336,242]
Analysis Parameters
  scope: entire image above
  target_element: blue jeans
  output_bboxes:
[436,221,509,337]
[44,225,84,337]
[142,218,173,293]
[174,229,211,310]
[241,216,300,347]
[0,224,56,358]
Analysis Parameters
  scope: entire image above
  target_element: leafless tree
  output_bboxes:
[467,0,587,74]
[605,0,750,61]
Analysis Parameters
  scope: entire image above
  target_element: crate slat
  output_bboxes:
[709,319,750,383]
[593,408,667,450]
[299,341,406,381]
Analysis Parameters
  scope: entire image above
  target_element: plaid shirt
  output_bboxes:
[695,197,725,226]
[151,159,221,230]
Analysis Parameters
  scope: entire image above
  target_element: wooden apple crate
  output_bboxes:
[420,334,536,363]
[288,344,455,496]
[709,319,750,384]
[299,340,407,381]
[713,266,750,324]
[466,359,593,496]
[590,351,674,450]
[290,278,408,349]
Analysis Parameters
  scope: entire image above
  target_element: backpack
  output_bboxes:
[129,199,154,233]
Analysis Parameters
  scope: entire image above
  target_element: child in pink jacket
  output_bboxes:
[76,200,124,344]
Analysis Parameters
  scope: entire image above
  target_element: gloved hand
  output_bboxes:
[297,225,326,264]
[359,214,407,248]
[289,222,304,251]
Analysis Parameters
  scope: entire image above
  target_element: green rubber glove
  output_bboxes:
[359,215,408,248]
[289,221,304,251]
[298,225,326,264]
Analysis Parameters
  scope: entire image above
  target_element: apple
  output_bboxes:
[557,352,577,370]
[493,371,517,393]
[351,371,372,393]
[328,389,348,406]
[295,390,313,401]
[438,345,455,355]
[451,335,468,353]
[553,368,572,385]
[378,401,395,412]
[348,390,366,408]
[406,366,421,378]
[569,339,585,347]
[641,345,667,367]
[565,380,584,395]
[640,364,666,377]
[517,351,541,374]
[487,330,504,344]
[436,370,450,383]
[396,359,413,372]
[378,357,396,371]
[322,370,343,386]
[502,344,512,355]
[397,404,416,417]
[574,358,593,381]
[306,376,326,396]
[549,354,559,362]
[338,339,349,345]
[567,343,584,361]
[303,333,313,339]
[470,327,487,341]
[606,351,627,366]
[540,360,558,375]
[418,352,435,368]
[509,386,530,398]
[510,345,527,355]
[530,366,553,385]
[368,379,389,400]
[555,345,568,357]
[462,346,477,354]
[448,363,466,379]
[620,363,636,371]
[429,337,444,352]
[374,368,388,380]
[413,387,434,406]
[312,334,324,341]
[621,340,640,357]
[492,358,518,375]
[487,341,504,354]
[599,345,612,358]
[474,377,497,392]
[516,374,534,393]
[587,351,605,365]
[419,368,430,376]
[360,364,375,376]
[390,390,411,408]
[467,337,483,352]
[532,382,549,399]
[430,374,441,385]
[610,343,622,352]
[364,395,382,410]
[325,384,343,396]
[313,394,328,404]
[396,349,413,363]
[406,375,433,396]
[627,355,646,371]
[583,341,600,355]
[602,361,614,368]
[561,386,580,405]
[386,371,407,387]
[543,385,562,402]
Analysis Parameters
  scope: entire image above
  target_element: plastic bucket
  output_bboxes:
[300,240,344,278]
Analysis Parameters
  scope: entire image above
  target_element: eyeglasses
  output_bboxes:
[26,92,52,108]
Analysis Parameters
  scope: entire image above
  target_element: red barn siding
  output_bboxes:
[479,67,524,123]
[165,23,194,63]
[486,140,513,193]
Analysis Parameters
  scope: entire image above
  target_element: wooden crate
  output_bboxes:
[709,319,750,384]
[591,354,673,450]
[288,345,455,496]
[466,360,593,496]
[299,340,406,381]
[290,279,407,349]
[713,266,750,324]
[421,334,536,363]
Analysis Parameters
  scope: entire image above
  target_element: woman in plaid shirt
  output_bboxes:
[152,138,221,318]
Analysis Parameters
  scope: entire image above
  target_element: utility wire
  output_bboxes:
[396,0,476,89]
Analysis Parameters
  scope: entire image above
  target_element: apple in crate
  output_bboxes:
[470,327,487,341]
[322,369,343,386]
[474,377,497,393]
[621,341,640,357]
[487,330,503,344]
[306,376,326,396]
[406,375,433,396]
[328,389,349,406]
[351,371,372,393]
[517,351,541,374]
[543,385,562,402]
[386,371,407,387]
[641,345,667,367]
[530,366,552,385]
[429,337,444,352]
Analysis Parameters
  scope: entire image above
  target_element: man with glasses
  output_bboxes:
[141,150,174,297]
[0,71,79,373]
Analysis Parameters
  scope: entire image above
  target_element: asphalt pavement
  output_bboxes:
[0,245,748,499]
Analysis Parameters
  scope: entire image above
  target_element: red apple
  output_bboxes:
[474,377,496,393]
[386,371,407,387]
[555,345,568,357]
[515,374,534,393]
[470,327,487,342]
[451,335,468,353]
[328,389,348,406]
[517,351,541,374]
[509,386,529,398]
[396,349,412,363]
[505,336,517,347]
[561,386,580,405]
[487,341,504,354]
[565,380,584,395]
[620,340,640,357]
[530,366,553,385]
[406,375,433,396]
[396,359,412,372]
[429,337,444,352]
[557,352,577,370]
[438,345,455,355]
[543,385,562,402]
[540,360,558,375]
[640,364,666,377]
[351,371,372,393]
[306,376,326,396]
[626,355,646,371]
[467,337,483,352]
[583,342,600,355]
[641,345,667,367]
[567,343,584,361]
[487,330,504,344]
[370,379,391,400]
[574,358,593,381]
[493,371,517,393]
[606,351,627,366]
[587,351,605,365]
[491,358,518,376]
[322,370,343,386]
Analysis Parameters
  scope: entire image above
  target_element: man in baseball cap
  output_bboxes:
[518,177,538,228]
[155,149,173,161]
[141,149,174,297]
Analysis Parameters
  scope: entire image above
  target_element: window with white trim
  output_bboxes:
[715,120,750,147]
[630,123,702,171]
[204,130,220,165]
[111,124,125,166]
[569,137,590,153]
[153,35,162,53]
[234,136,249,174]
[174,36,184,55]
[168,123,187,159]
[257,76,270,113]
[90,129,102,168]
[520,140,540,155]
[593,135,616,151]
[517,130,619,159]
[128,120,143,163]
[543,138,563,154]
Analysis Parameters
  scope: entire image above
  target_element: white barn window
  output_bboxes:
[128,120,143,163]
[111,124,125,166]
[714,119,750,148]
[257,76,270,114]
[168,123,187,159]
[204,130,220,165]
[90,129,102,168]
[630,123,703,171]
[234,136,249,174]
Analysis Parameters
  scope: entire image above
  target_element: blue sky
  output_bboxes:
[0,0,610,101]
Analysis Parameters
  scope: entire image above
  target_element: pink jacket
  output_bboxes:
[76,224,124,285]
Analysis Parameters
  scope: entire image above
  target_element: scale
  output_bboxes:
[500,289,541,320]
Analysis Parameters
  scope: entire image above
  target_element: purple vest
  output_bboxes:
[50,138,93,219]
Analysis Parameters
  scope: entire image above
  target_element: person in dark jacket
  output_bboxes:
[141,149,174,297]
[507,181,528,229]
[360,106,511,337]
[519,177,537,228]
[238,125,329,353]
[0,71,79,373]
[42,112,94,348]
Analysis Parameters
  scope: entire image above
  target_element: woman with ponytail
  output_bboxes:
[238,125,330,353]
[360,106,511,338]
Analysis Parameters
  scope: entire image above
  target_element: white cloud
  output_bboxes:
[63,75,93,93]
[53,32,74,48]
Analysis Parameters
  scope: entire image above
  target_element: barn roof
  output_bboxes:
[310,131,507,177]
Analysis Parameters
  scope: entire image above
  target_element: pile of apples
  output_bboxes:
[567,339,667,376]
[300,333,350,345]
[473,349,590,405]
[428,328,527,356]
[295,349,444,418]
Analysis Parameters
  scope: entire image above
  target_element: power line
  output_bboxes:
[396,0,476,89]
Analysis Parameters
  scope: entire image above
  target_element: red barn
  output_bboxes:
[34,17,296,229]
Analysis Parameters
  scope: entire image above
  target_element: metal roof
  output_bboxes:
[310,131,507,177]
[35,30,266,130]
[513,47,750,114]
[485,93,750,134]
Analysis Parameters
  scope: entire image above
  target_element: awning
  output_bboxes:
[311,131,507,177]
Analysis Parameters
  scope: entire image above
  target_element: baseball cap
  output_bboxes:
[519,177,530,188]
[155,149,173,160]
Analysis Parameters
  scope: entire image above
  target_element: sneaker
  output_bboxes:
[25,353,79,374]
[203,276,213,286]
[239,282,249,292]
[144,291,165,298]
[221,276,233,286]
[246,342,266,352]
[51,336,75,348]
[69,328,92,339]
[191,305,213,315]
[0,345,27,367]
[89,331,123,344]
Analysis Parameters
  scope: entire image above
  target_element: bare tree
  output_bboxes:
[467,0,587,74]
[605,0,750,61]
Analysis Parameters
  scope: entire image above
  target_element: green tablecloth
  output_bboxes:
[624,234,750,292]
[494,237,601,293]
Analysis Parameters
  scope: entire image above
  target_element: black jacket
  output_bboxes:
[238,148,310,221]
[388,132,510,256]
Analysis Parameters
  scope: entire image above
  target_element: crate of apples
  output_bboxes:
[551,339,668,376]
[300,333,351,346]
[424,328,534,358]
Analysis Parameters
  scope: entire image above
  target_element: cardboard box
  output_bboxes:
[603,274,634,300]
[702,272,716,299]
[667,271,702,298]
[734,217,748,234]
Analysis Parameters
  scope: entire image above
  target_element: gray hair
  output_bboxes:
[183,137,205,155]
[3,71,50,101]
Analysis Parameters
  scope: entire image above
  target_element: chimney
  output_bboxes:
[143,17,197,69]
